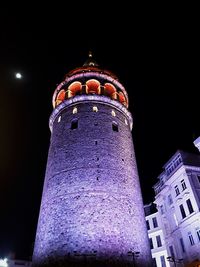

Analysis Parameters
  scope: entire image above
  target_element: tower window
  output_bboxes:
[111,110,116,117]
[58,116,61,123]
[112,122,118,132]
[73,107,78,114]
[93,106,98,112]
[71,119,78,130]
[125,118,128,125]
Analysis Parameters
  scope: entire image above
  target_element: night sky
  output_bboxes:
[0,5,199,261]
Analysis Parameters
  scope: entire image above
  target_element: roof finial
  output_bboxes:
[89,51,93,58]
[83,51,98,67]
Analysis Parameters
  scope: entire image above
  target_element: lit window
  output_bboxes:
[181,179,187,190]
[58,116,61,123]
[111,110,116,117]
[125,118,128,125]
[186,199,194,214]
[73,107,78,114]
[93,106,98,112]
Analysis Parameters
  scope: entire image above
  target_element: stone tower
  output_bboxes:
[32,54,152,267]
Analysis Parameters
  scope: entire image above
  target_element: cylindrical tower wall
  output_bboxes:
[33,96,152,266]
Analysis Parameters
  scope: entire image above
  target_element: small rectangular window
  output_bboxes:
[146,220,150,230]
[180,238,185,253]
[71,119,78,130]
[175,185,180,196]
[186,199,194,214]
[196,229,200,242]
[188,233,195,246]
[168,194,173,205]
[180,204,186,219]
[160,255,166,267]
[112,122,118,132]
[169,245,175,258]
[156,235,162,247]
[181,179,187,190]
[149,238,153,249]
[152,217,158,228]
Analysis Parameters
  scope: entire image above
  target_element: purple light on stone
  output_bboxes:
[32,65,152,267]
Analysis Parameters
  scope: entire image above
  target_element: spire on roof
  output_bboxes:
[83,51,99,67]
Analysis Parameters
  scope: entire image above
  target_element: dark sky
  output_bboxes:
[0,5,199,261]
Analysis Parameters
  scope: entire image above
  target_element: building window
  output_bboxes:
[58,116,61,122]
[181,179,187,190]
[73,107,78,114]
[179,204,186,219]
[149,238,153,249]
[186,199,194,214]
[93,106,98,112]
[175,185,180,196]
[156,235,162,247]
[152,258,157,267]
[188,233,195,246]
[169,245,175,258]
[111,110,116,117]
[180,238,185,253]
[160,255,166,267]
[160,205,165,215]
[152,217,158,228]
[146,220,150,230]
[196,228,200,242]
[71,119,78,130]
[168,194,173,205]
[112,122,118,132]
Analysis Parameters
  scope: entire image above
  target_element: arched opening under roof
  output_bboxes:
[67,81,82,98]
[55,89,66,107]
[104,83,117,100]
[118,91,128,107]
[86,79,101,95]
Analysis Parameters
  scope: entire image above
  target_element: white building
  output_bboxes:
[144,203,170,267]
[153,137,200,267]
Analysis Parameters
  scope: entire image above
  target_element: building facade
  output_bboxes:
[32,54,152,267]
[144,203,170,267]
[153,141,200,267]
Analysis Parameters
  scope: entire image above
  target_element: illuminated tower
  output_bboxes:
[32,53,152,267]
